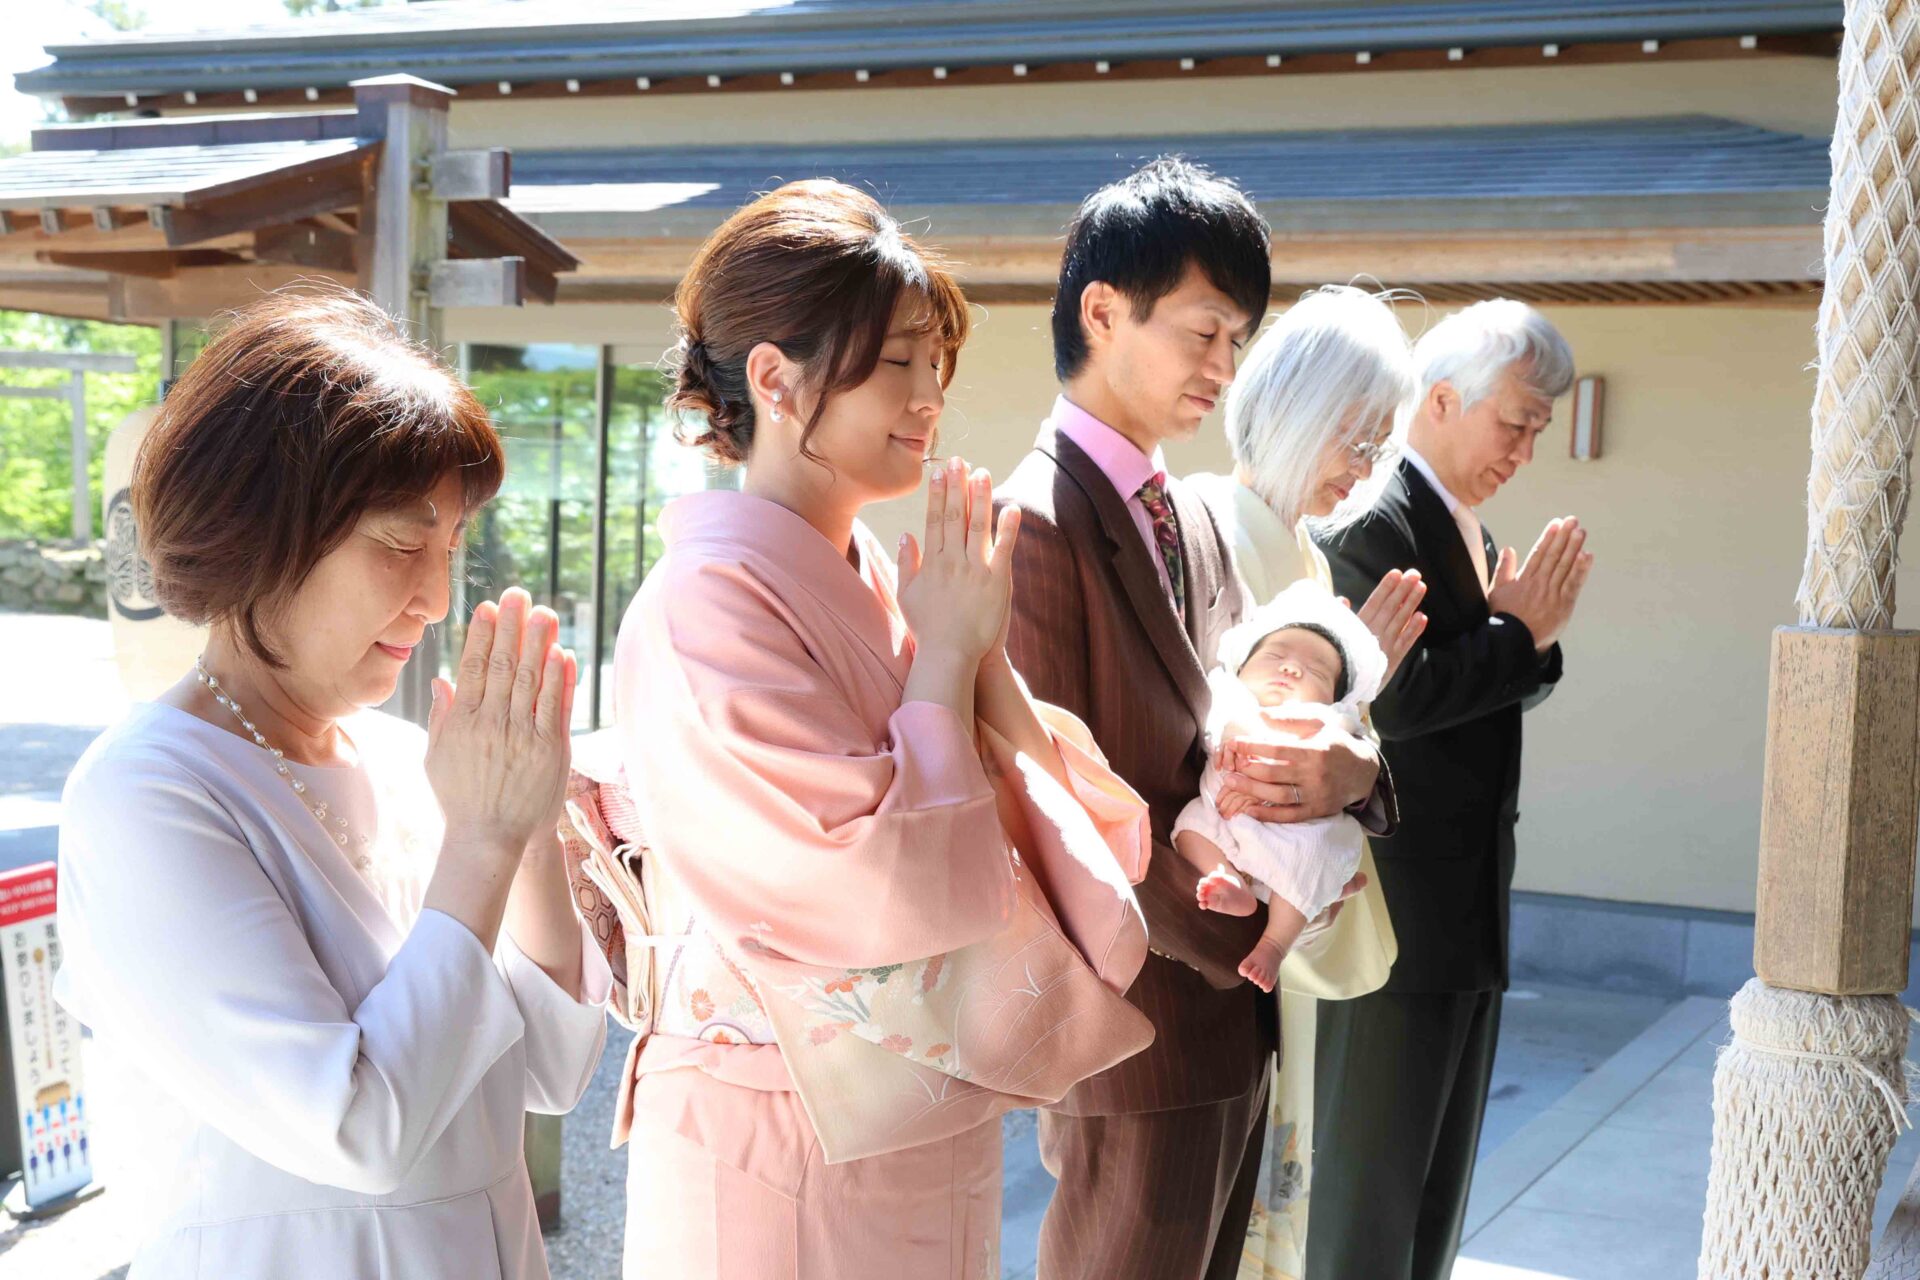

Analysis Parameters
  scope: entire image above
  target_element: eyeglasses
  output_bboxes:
[1347,438,1399,466]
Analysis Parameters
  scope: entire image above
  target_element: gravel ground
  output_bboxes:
[544,1026,635,1280]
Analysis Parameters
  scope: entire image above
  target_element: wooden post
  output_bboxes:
[1754,627,1920,994]
[68,369,89,543]
[352,75,452,730]
[524,1112,563,1231]
[348,75,567,1231]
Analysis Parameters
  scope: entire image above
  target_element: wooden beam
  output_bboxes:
[90,207,128,233]
[38,250,189,279]
[253,222,357,272]
[155,150,366,248]
[0,348,138,373]
[428,256,525,307]
[1754,628,1920,995]
[0,218,255,258]
[0,288,117,323]
[551,274,1817,308]
[31,109,360,153]
[113,261,355,321]
[523,263,558,305]
[429,149,511,201]
[552,226,1825,292]
[448,198,578,275]
[37,247,244,278]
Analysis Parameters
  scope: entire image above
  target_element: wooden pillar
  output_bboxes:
[352,74,452,730]
[348,74,566,1230]
[1754,628,1920,995]
[68,369,89,543]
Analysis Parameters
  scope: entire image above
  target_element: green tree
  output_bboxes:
[0,311,161,542]
[87,0,145,32]
[282,0,399,14]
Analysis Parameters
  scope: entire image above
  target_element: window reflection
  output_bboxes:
[450,343,711,730]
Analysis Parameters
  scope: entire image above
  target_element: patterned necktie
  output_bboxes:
[1136,472,1186,619]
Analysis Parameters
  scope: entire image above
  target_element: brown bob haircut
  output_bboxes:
[134,287,503,665]
[670,178,970,464]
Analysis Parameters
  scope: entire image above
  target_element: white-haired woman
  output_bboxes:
[1183,284,1427,1280]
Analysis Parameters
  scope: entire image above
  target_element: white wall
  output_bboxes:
[451,297,1859,919]
[928,303,1890,922]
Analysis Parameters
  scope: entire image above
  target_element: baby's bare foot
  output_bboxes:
[1197,868,1257,916]
[1239,938,1288,992]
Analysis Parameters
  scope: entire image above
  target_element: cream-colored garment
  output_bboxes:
[1185,472,1399,1280]
[55,703,612,1280]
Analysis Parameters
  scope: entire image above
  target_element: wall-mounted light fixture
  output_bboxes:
[1571,375,1605,460]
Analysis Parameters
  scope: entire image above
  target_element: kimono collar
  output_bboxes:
[661,490,910,664]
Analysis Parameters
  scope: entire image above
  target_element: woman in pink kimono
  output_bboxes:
[612,180,1156,1278]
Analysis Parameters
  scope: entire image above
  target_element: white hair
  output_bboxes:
[1414,298,1575,410]
[1224,284,1416,535]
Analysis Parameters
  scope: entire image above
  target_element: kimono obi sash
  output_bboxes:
[560,730,777,1051]
[561,731,778,1151]
[566,717,1158,1164]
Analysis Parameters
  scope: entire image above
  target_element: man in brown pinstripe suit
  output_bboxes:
[1000,158,1397,1280]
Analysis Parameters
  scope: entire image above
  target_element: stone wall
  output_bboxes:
[0,540,107,616]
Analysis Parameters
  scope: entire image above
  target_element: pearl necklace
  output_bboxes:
[194,656,372,870]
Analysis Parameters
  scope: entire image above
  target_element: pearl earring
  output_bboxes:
[770,390,784,424]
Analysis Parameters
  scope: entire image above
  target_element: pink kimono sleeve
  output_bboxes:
[618,563,1016,973]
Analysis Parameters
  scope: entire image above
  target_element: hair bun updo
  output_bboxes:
[666,178,969,469]
[671,334,754,464]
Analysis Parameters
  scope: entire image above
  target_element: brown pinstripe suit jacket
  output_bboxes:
[999,423,1277,1115]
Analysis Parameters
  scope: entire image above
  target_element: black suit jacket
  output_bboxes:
[1315,458,1562,993]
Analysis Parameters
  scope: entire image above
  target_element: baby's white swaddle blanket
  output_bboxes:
[1176,686,1367,919]
[1172,580,1388,920]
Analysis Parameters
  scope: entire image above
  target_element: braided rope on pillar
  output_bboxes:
[1701,984,1910,1276]
[1704,5,1920,1277]
[1797,0,1920,630]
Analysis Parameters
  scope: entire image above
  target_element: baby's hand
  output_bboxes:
[1211,717,1265,769]
[1217,787,1256,820]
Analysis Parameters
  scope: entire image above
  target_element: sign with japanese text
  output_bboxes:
[0,863,90,1207]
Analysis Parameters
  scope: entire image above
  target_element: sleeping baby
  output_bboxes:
[1173,580,1387,991]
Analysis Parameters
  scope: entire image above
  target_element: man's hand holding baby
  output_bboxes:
[1214,720,1381,822]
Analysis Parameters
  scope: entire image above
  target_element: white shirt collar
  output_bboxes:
[1402,445,1466,515]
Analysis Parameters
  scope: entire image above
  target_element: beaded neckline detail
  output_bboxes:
[192,657,372,870]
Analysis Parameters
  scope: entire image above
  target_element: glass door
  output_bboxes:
[592,348,721,728]
[458,342,600,729]
[448,343,716,731]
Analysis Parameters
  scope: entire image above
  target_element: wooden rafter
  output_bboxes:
[252,222,356,271]
[37,247,242,278]
[149,147,369,248]
[447,198,578,304]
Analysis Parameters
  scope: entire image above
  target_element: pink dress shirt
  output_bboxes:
[1048,395,1178,602]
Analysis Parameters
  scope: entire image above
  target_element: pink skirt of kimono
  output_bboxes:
[622,1045,1003,1279]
